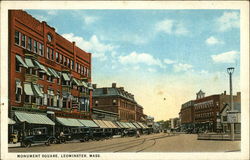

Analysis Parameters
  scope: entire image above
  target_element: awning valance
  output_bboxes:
[56,117,83,127]
[24,83,34,96]
[78,119,99,128]
[15,111,55,125]
[132,122,142,128]
[25,58,35,68]
[16,55,28,68]
[9,118,16,125]
[62,73,70,81]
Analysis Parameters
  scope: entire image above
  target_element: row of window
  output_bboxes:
[15,30,90,77]
[120,111,135,120]
[195,112,214,118]
[15,80,90,111]
[194,103,217,110]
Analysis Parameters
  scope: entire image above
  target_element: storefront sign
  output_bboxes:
[227,113,237,123]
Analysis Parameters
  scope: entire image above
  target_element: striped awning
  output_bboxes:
[33,85,44,97]
[93,120,109,128]
[114,122,124,128]
[79,81,88,88]
[16,55,28,68]
[8,118,16,125]
[25,58,35,68]
[102,120,117,128]
[132,122,142,129]
[78,119,99,128]
[72,78,81,86]
[127,122,137,129]
[48,68,60,78]
[15,111,55,125]
[24,83,34,96]
[120,122,129,128]
[62,73,70,81]
[56,117,83,127]
[137,122,147,129]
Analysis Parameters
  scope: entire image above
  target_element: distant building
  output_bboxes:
[180,90,241,132]
[92,83,144,122]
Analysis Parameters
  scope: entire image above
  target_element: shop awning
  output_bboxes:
[33,60,45,73]
[8,118,16,125]
[120,122,129,128]
[62,73,70,81]
[93,120,108,128]
[33,85,44,97]
[16,55,28,68]
[56,117,83,127]
[15,111,55,125]
[72,78,81,86]
[25,58,35,68]
[79,81,88,88]
[114,122,124,128]
[88,83,93,90]
[78,119,99,128]
[137,122,146,129]
[132,122,142,129]
[48,68,60,78]
[24,83,34,96]
[127,122,136,129]
[102,120,116,128]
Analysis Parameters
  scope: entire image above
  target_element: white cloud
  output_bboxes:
[211,50,240,63]
[148,68,156,73]
[33,15,48,22]
[173,63,193,72]
[156,19,189,35]
[83,16,98,25]
[205,36,224,45]
[216,11,240,32]
[163,58,176,64]
[62,33,117,61]
[47,10,58,15]
[119,51,164,68]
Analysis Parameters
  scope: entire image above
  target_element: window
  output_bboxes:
[47,76,53,82]
[223,116,227,121]
[34,40,38,53]
[39,43,44,56]
[83,67,86,75]
[25,95,36,103]
[59,54,62,64]
[16,61,21,72]
[86,68,89,77]
[38,72,44,79]
[95,100,98,106]
[47,47,50,59]
[15,80,22,102]
[78,64,81,73]
[71,60,74,70]
[28,37,32,51]
[67,58,70,68]
[21,34,26,48]
[51,49,54,60]
[80,66,83,75]
[63,56,67,66]
[15,31,20,45]
[75,63,78,72]
[57,78,60,85]
[56,52,59,63]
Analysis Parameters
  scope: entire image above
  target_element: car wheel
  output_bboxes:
[24,141,31,148]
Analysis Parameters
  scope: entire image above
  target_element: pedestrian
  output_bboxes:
[136,130,140,138]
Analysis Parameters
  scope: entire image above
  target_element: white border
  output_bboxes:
[1,1,249,160]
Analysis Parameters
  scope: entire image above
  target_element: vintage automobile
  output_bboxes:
[21,128,56,148]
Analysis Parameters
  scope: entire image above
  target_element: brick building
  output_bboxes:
[179,100,195,130]
[92,83,144,122]
[180,90,241,132]
[9,10,93,127]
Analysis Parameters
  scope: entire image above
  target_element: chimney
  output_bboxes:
[112,83,116,88]
[103,88,108,94]
[93,84,97,89]
[224,91,226,95]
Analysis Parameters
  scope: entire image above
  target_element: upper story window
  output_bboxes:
[34,40,38,53]
[51,49,54,60]
[75,63,78,72]
[39,43,44,56]
[15,31,20,45]
[21,34,26,48]
[27,37,32,51]
[15,80,22,103]
[67,58,70,68]
[59,54,62,64]
[80,66,83,75]
[70,60,74,70]
[56,52,59,63]
[63,56,67,66]
[47,34,52,42]
[78,64,81,73]
[47,47,53,60]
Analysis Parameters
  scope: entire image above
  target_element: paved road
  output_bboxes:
[9,133,240,152]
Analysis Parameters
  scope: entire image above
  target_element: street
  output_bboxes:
[9,133,240,152]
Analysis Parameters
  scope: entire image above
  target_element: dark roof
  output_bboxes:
[220,102,241,113]
[93,87,136,102]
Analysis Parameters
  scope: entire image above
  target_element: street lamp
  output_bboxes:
[227,67,235,141]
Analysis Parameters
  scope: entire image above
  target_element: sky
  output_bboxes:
[26,9,240,121]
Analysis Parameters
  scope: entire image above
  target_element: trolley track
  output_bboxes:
[72,133,176,152]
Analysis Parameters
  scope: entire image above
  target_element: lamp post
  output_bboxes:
[227,67,235,141]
